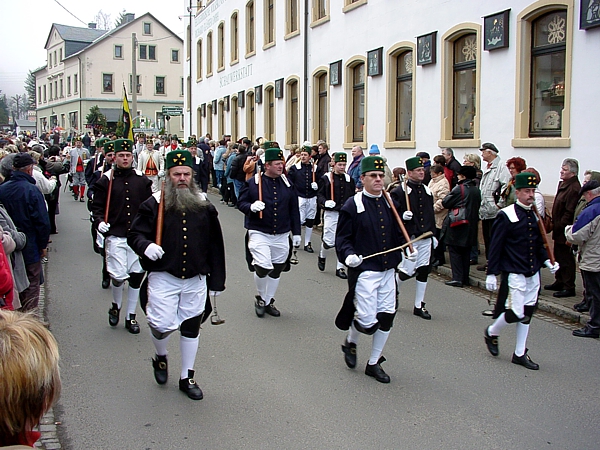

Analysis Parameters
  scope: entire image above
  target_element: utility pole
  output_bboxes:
[132,33,138,122]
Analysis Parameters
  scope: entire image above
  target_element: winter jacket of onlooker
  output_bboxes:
[429,174,450,229]
[479,156,510,220]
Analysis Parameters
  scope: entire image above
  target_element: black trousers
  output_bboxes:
[581,270,600,331]
[448,245,471,284]
[433,227,446,264]
[481,218,495,260]
[553,242,576,290]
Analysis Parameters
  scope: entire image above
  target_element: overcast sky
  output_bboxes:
[0,0,186,99]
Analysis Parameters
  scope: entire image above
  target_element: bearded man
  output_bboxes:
[128,150,226,400]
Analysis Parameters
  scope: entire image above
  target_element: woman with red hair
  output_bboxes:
[499,157,527,208]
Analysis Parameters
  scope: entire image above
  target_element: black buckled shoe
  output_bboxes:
[265,299,281,317]
[318,257,326,271]
[484,328,499,356]
[511,349,539,370]
[304,243,314,253]
[413,302,431,320]
[179,369,203,400]
[365,356,390,383]
[152,354,168,385]
[336,268,348,279]
[108,303,120,327]
[255,295,266,317]
[341,340,357,369]
[125,314,141,334]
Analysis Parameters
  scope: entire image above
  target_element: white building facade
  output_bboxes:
[36,13,185,139]
[185,0,599,194]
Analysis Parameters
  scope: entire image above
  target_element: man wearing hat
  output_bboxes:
[416,151,432,185]
[133,132,146,168]
[86,139,115,290]
[317,152,355,278]
[335,155,411,383]
[484,172,559,370]
[137,138,165,193]
[186,140,210,193]
[390,156,437,320]
[91,139,153,334]
[85,137,109,186]
[0,153,50,311]
[69,136,90,202]
[237,144,301,318]
[287,145,324,253]
[477,142,510,272]
[128,149,226,399]
[566,179,600,338]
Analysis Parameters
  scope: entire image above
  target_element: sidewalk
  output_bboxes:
[434,258,591,326]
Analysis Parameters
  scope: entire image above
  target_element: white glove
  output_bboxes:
[324,200,336,209]
[544,259,560,274]
[209,290,221,297]
[292,235,301,247]
[486,274,497,292]
[402,211,413,221]
[98,222,110,234]
[158,170,165,178]
[311,182,318,190]
[345,254,363,268]
[432,237,439,249]
[144,243,165,261]
[405,247,418,262]
[250,200,265,213]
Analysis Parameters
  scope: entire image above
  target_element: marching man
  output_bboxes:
[335,156,412,383]
[484,172,559,370]
[137,139,165,193]
[69,136,90,202]
[316,152,355,278]
[237,142,301,318]
[287,145,324,253]
[91,139,153,334]
[129,150,226,400]
[390,156,437,320]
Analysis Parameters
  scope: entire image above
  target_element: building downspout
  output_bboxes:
[78,56,82,132]
[303,0,309,142]
[189,0,193,135]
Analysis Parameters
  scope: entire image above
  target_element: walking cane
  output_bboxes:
[103,165,114,224]
[210,292,225,325]
[382,190,413,253]
[330,172,334,201]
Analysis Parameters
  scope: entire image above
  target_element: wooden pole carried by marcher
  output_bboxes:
[257,170,263,219]
[103,165,114,223]
[383,190,413,253]
[330,172,334,200]
[155,180,166,245]
[532,204,555,265]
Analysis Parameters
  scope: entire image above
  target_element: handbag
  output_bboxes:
[449,184,469,228]
[542,207,553,233]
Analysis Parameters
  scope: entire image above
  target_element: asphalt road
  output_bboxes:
[46,190,600,450]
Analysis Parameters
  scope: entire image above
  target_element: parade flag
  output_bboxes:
[122,85,133,140]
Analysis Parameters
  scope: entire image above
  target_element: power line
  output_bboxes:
[53,0,87,26]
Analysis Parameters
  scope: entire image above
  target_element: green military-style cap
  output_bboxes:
[361,156,385,174]
[514,172,538,189]
[405,156,424,171]
[334,152,347,163]
[113,138,134,153]
[264,148,284,162]
[165,150,193,170]
[103,140,115,154]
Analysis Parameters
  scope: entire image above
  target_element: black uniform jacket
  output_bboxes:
[317,172,355,211]
[238,173,301,236]
[390,179,436,238]
[487,203,549,278]
[91,167,152,238]
[287,162,323,199]
[334,192,406,330]
[127,193,226,290]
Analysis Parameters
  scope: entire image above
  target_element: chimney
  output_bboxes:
[88,22,97,29]
[124,13,135,23]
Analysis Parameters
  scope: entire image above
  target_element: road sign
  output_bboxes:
[161,106,183,116]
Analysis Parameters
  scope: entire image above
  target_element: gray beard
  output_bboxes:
[164,178,207,213]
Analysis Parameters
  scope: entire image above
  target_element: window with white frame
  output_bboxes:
[155,76,165,95]
[171,49,179,63]
[143,22,152,35]
[114,45,123,59]
[103,73,113,93]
